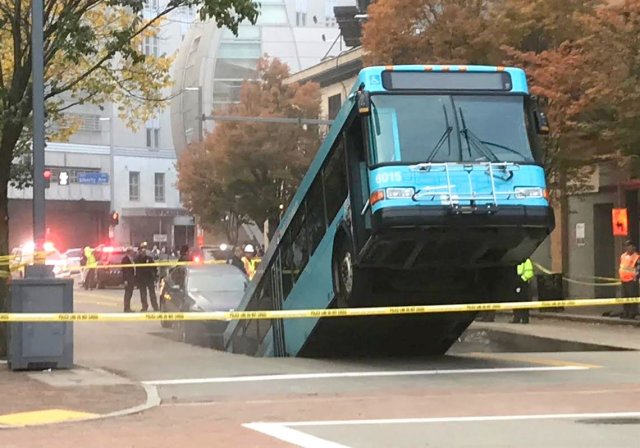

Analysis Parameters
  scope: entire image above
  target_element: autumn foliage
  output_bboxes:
[363,0,640,190]
[177,58,322,237]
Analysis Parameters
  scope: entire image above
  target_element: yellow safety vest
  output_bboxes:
[241,257,257,280]
[517,259,534,282]
[619,252,639,282]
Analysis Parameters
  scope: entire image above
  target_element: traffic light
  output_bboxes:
[58,171,69,186]
[110,211,120,226]
[43,169,51,188]
[612,208,628,236]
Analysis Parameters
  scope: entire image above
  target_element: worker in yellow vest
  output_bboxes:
[619,240,640,319]
[241,244,258,280]
[512,258,535,324]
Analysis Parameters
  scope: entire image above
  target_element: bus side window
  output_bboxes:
[323,139,348,225]
[306,176,327,257]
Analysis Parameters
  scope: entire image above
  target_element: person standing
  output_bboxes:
[178,245,191,263]
[241,244,258,280]
[619,240,640,319]
[121,248,136,312]
[228,246,245,273]
[135,243,159,311]
[512,258,535,324]
[83,246,97,290]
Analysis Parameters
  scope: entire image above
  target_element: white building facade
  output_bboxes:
[8,1,196,251]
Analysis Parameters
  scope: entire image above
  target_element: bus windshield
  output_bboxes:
[369,94,535,164]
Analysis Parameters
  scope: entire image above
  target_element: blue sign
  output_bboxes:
[77,172,109,185]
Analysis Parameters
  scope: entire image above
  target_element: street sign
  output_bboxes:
[77,172,109,185]
[153,234,167,243]
[612,208,628,236]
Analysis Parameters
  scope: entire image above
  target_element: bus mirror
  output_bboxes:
[535,111,550,135]
[357,91,371,116]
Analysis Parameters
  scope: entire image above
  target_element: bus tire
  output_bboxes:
[333,234,370,308]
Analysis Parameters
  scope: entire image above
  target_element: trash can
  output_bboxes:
[7,272,74,370]
[536,273,564,312]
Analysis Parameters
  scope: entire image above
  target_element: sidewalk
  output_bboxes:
[0,363,155,428]
[473,314,640,351]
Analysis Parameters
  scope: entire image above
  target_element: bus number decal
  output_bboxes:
[375,172,402,184]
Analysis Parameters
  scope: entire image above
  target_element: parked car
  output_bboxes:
[159,263,247,348]
[10,243,70,279]
[63,248,83,274]
[199,244,234,262]
[95,247,126,289]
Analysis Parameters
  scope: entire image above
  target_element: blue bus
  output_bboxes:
[225,65,554,357]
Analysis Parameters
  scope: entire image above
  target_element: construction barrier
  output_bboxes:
[1,297,639,322]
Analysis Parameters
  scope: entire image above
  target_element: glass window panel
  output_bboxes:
[256,5,287,24]
[306,177,326,256]
[222,26,261,41]
[218,42,262,59]
[322,141,347,225]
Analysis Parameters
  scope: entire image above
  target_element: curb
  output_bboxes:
[494,310,640,328]
[0,374,161,429]
[531,312,640,328]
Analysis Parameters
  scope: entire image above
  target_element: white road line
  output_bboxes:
[270,410,640,427]
[246,411,640,447]
[143,365,588,386]
[244,422,351,448]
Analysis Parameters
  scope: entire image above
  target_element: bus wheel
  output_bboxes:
[333,236,370,308]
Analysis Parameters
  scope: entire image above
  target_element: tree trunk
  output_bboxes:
[0,172,11,358]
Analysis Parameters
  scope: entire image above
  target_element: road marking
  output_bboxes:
[0,409,99,426]
[245,411,640,447]
[143,365,589,386]
[244,422,350,448]
[274,410,640,427]
[465,352,601,369]
[75,299,120,308]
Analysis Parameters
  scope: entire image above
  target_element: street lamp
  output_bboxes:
[184,86,203,143]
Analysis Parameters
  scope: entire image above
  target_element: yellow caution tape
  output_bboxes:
[533,262,621,286]
[0,297,638,322]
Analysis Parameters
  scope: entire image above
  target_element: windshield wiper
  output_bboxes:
[473,140,529,160]
[425,105,453,163]
[458,108,500,163]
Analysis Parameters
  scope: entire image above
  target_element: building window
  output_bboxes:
[296,11,307,26]
[144,0,159,11]
[129,171,140,201]
[146,128,160,148]
[154,172,165,202]
[142,36,159,57]
[328,94,342,120]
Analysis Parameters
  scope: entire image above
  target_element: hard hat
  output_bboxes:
[244,244,255,254]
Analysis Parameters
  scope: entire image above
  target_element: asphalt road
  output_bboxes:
[5,285,640,447]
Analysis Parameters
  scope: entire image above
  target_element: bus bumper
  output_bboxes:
[361,205,554,269]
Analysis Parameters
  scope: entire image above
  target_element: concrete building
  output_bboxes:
[8,1,196,251]
[170,0,356,154]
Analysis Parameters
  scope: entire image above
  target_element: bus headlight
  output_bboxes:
[514,187,544,199]
[385,187,415,199]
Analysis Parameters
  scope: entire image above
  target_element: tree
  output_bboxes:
[362,0,504,66]
[177,57,321,242]
[0,0,259,353]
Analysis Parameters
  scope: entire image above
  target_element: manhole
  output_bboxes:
[576,418,640,425]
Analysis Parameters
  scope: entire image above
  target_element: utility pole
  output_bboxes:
[31,0,46,255]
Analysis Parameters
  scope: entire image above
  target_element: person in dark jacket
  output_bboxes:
[135,243,159,311]
[178,245,191,263]
[121,248,136,312]
[228,246,246,273]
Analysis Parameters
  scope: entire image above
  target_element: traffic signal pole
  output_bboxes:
[31,0,46,253]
